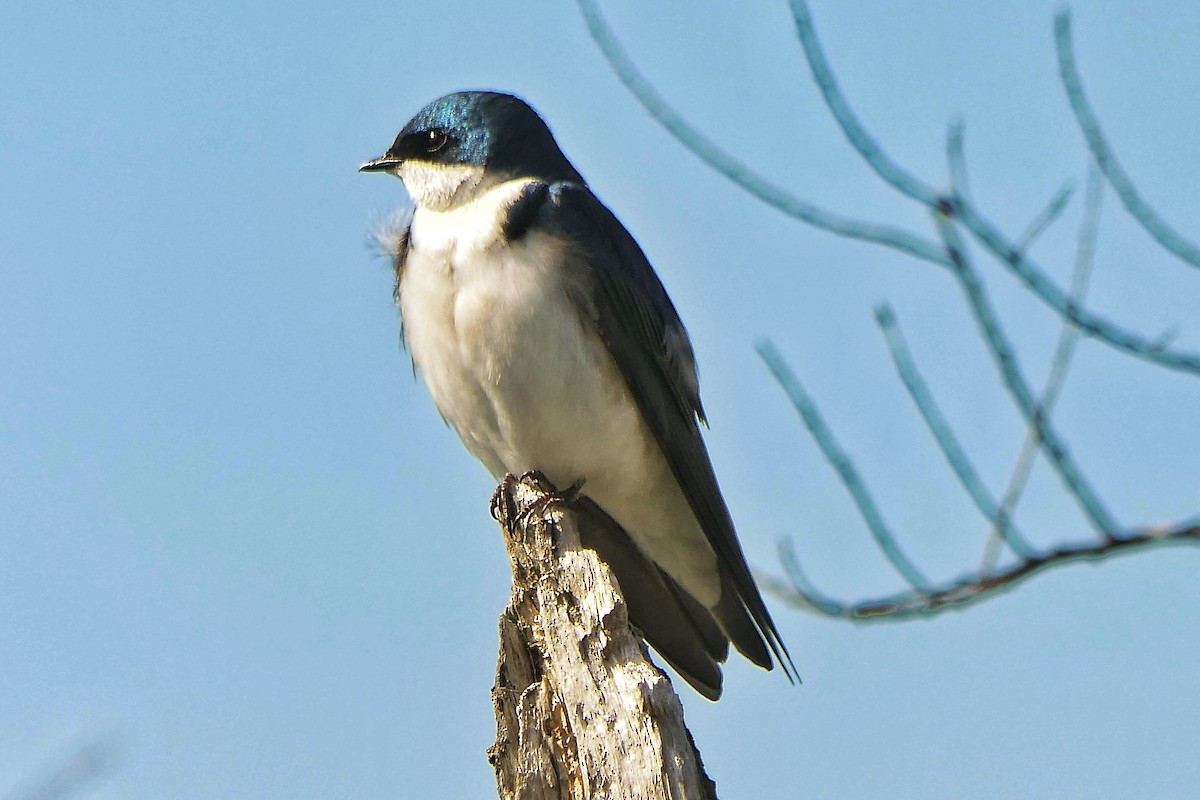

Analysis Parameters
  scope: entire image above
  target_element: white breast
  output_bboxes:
[399,178,721,605]
[401,177,616,477]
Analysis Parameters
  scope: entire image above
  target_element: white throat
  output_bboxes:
[398,162,484,211]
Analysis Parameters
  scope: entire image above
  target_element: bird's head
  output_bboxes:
[360,91,581,211]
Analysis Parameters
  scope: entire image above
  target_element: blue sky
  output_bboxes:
[3,1,1198,797]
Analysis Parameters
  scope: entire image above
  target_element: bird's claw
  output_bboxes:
[490,472,585,529]
[489,474,521,526]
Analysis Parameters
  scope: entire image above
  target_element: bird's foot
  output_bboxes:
[490,472,585,529]
[517,474,585,527]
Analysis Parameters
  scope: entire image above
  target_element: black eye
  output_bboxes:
[424,130,448,153]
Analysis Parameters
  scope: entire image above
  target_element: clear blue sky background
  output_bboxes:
[3,1,1198,797]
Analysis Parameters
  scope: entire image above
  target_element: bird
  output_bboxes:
[360,90,795,699]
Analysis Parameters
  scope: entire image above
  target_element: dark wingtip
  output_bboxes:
[713,568,802,685]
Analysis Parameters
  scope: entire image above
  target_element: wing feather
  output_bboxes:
[535,182,795,679]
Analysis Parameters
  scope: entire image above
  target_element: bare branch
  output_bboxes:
[768,518,1200,620]
[785,0,1200,376]
[945,120,971,200]
[578,0,1197,621]
[756,340,931,591]
[932,209,1120,538]
[1056,11,1200,269]
[947,197,1199,374]
[787,0,940,206]
[982,168,1106,572]
[874,305,1036,558]
[574,0,952,267]
[577,0,1200,376]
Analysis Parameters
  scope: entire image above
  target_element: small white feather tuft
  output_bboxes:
[368,205,415,261]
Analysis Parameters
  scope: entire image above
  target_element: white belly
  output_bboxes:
[398,179,720,604]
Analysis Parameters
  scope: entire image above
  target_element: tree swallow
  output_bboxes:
[361,91,794,699]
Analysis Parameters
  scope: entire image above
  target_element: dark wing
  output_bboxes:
[529,181,796,682]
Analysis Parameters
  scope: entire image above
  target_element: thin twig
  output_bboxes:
[981,167,1106,573]
[948,198,1199,374]
[874,305,1036,558]
[932,210,1120,538]
[756,340,931,591]
[788,0,939,206]
[946,120,971,200]
[1056,11,1200,269]
[1016,184,1076,252]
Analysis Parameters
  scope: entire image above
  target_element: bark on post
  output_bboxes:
[487,472,717,800]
